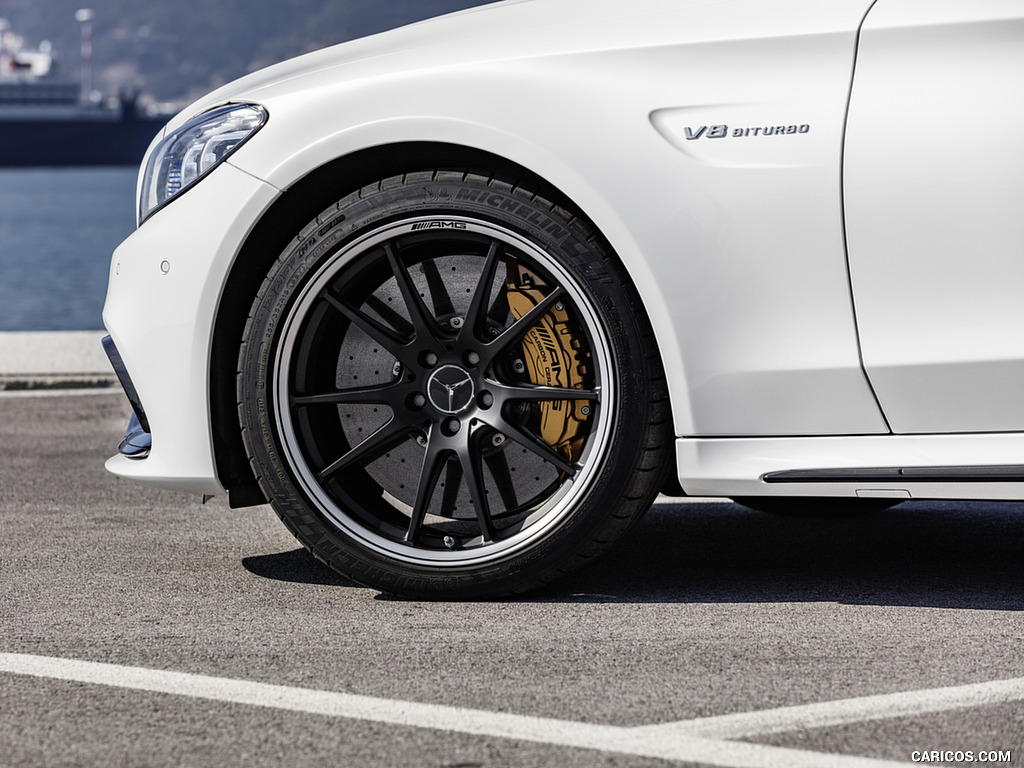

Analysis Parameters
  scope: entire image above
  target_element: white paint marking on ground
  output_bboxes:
[0,653,911,768]
[631,676,1024,740]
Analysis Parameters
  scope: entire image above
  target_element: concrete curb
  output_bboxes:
[0,332,116,389]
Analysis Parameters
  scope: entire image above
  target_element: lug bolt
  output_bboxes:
[480,392,494,408]
[424,352,439,367]
[412,393,426,408]
[445,418,461,435]
[466,350,480,366]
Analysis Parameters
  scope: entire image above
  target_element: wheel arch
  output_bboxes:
[210,141,678,507]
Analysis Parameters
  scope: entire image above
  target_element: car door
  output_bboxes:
[844,0,1024,433]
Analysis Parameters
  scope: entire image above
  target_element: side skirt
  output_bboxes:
[676,433,1024,501]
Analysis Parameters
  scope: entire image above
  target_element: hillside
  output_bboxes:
[0,0,494,105]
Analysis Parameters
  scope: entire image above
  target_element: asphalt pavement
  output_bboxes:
[1,387,1023,768]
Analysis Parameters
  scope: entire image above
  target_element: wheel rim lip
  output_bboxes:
[272,215,616,567]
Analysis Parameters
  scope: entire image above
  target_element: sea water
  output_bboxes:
[0,167,137,331]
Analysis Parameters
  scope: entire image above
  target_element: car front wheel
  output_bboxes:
[237,171,670,598]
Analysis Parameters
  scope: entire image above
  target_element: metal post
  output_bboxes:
[75,8,93,104]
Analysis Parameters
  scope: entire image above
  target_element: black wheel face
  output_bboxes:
[272,217,615,567]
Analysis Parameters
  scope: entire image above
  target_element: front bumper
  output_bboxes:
[102,161,279,495]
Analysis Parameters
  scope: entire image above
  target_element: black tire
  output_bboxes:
[237,170,671,598]
[732,497,901,516]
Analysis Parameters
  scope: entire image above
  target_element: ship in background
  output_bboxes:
[0,10,171,166]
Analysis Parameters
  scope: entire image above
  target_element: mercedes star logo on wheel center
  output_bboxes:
[426,365,476,415]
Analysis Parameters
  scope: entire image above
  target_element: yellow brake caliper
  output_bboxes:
[504,263,591,464]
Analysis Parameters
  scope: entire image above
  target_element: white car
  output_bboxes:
[102,0,1024,598]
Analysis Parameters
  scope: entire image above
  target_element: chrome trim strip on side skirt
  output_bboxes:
[764,466,1024,483]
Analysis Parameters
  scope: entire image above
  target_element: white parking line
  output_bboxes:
[6,653,1017,768]
[631,676,1024,740]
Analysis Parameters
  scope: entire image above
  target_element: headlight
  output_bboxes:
[139,103,268,224]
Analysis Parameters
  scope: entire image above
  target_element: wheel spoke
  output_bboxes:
[458,241,501,345]
[324,293,411,363]
[292,381,403,407]
[486,286,510,328]
[484,286,566,360]
[405,437,448,545]
[385,242,440,342]
[500,420,578,476]
[420,258,456,320]
[490,382,598,404]
[364,294,414,339]
[439,458,463,518]
[460,446,496,543]
[318,415,417,480]
[484,450,519,511]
